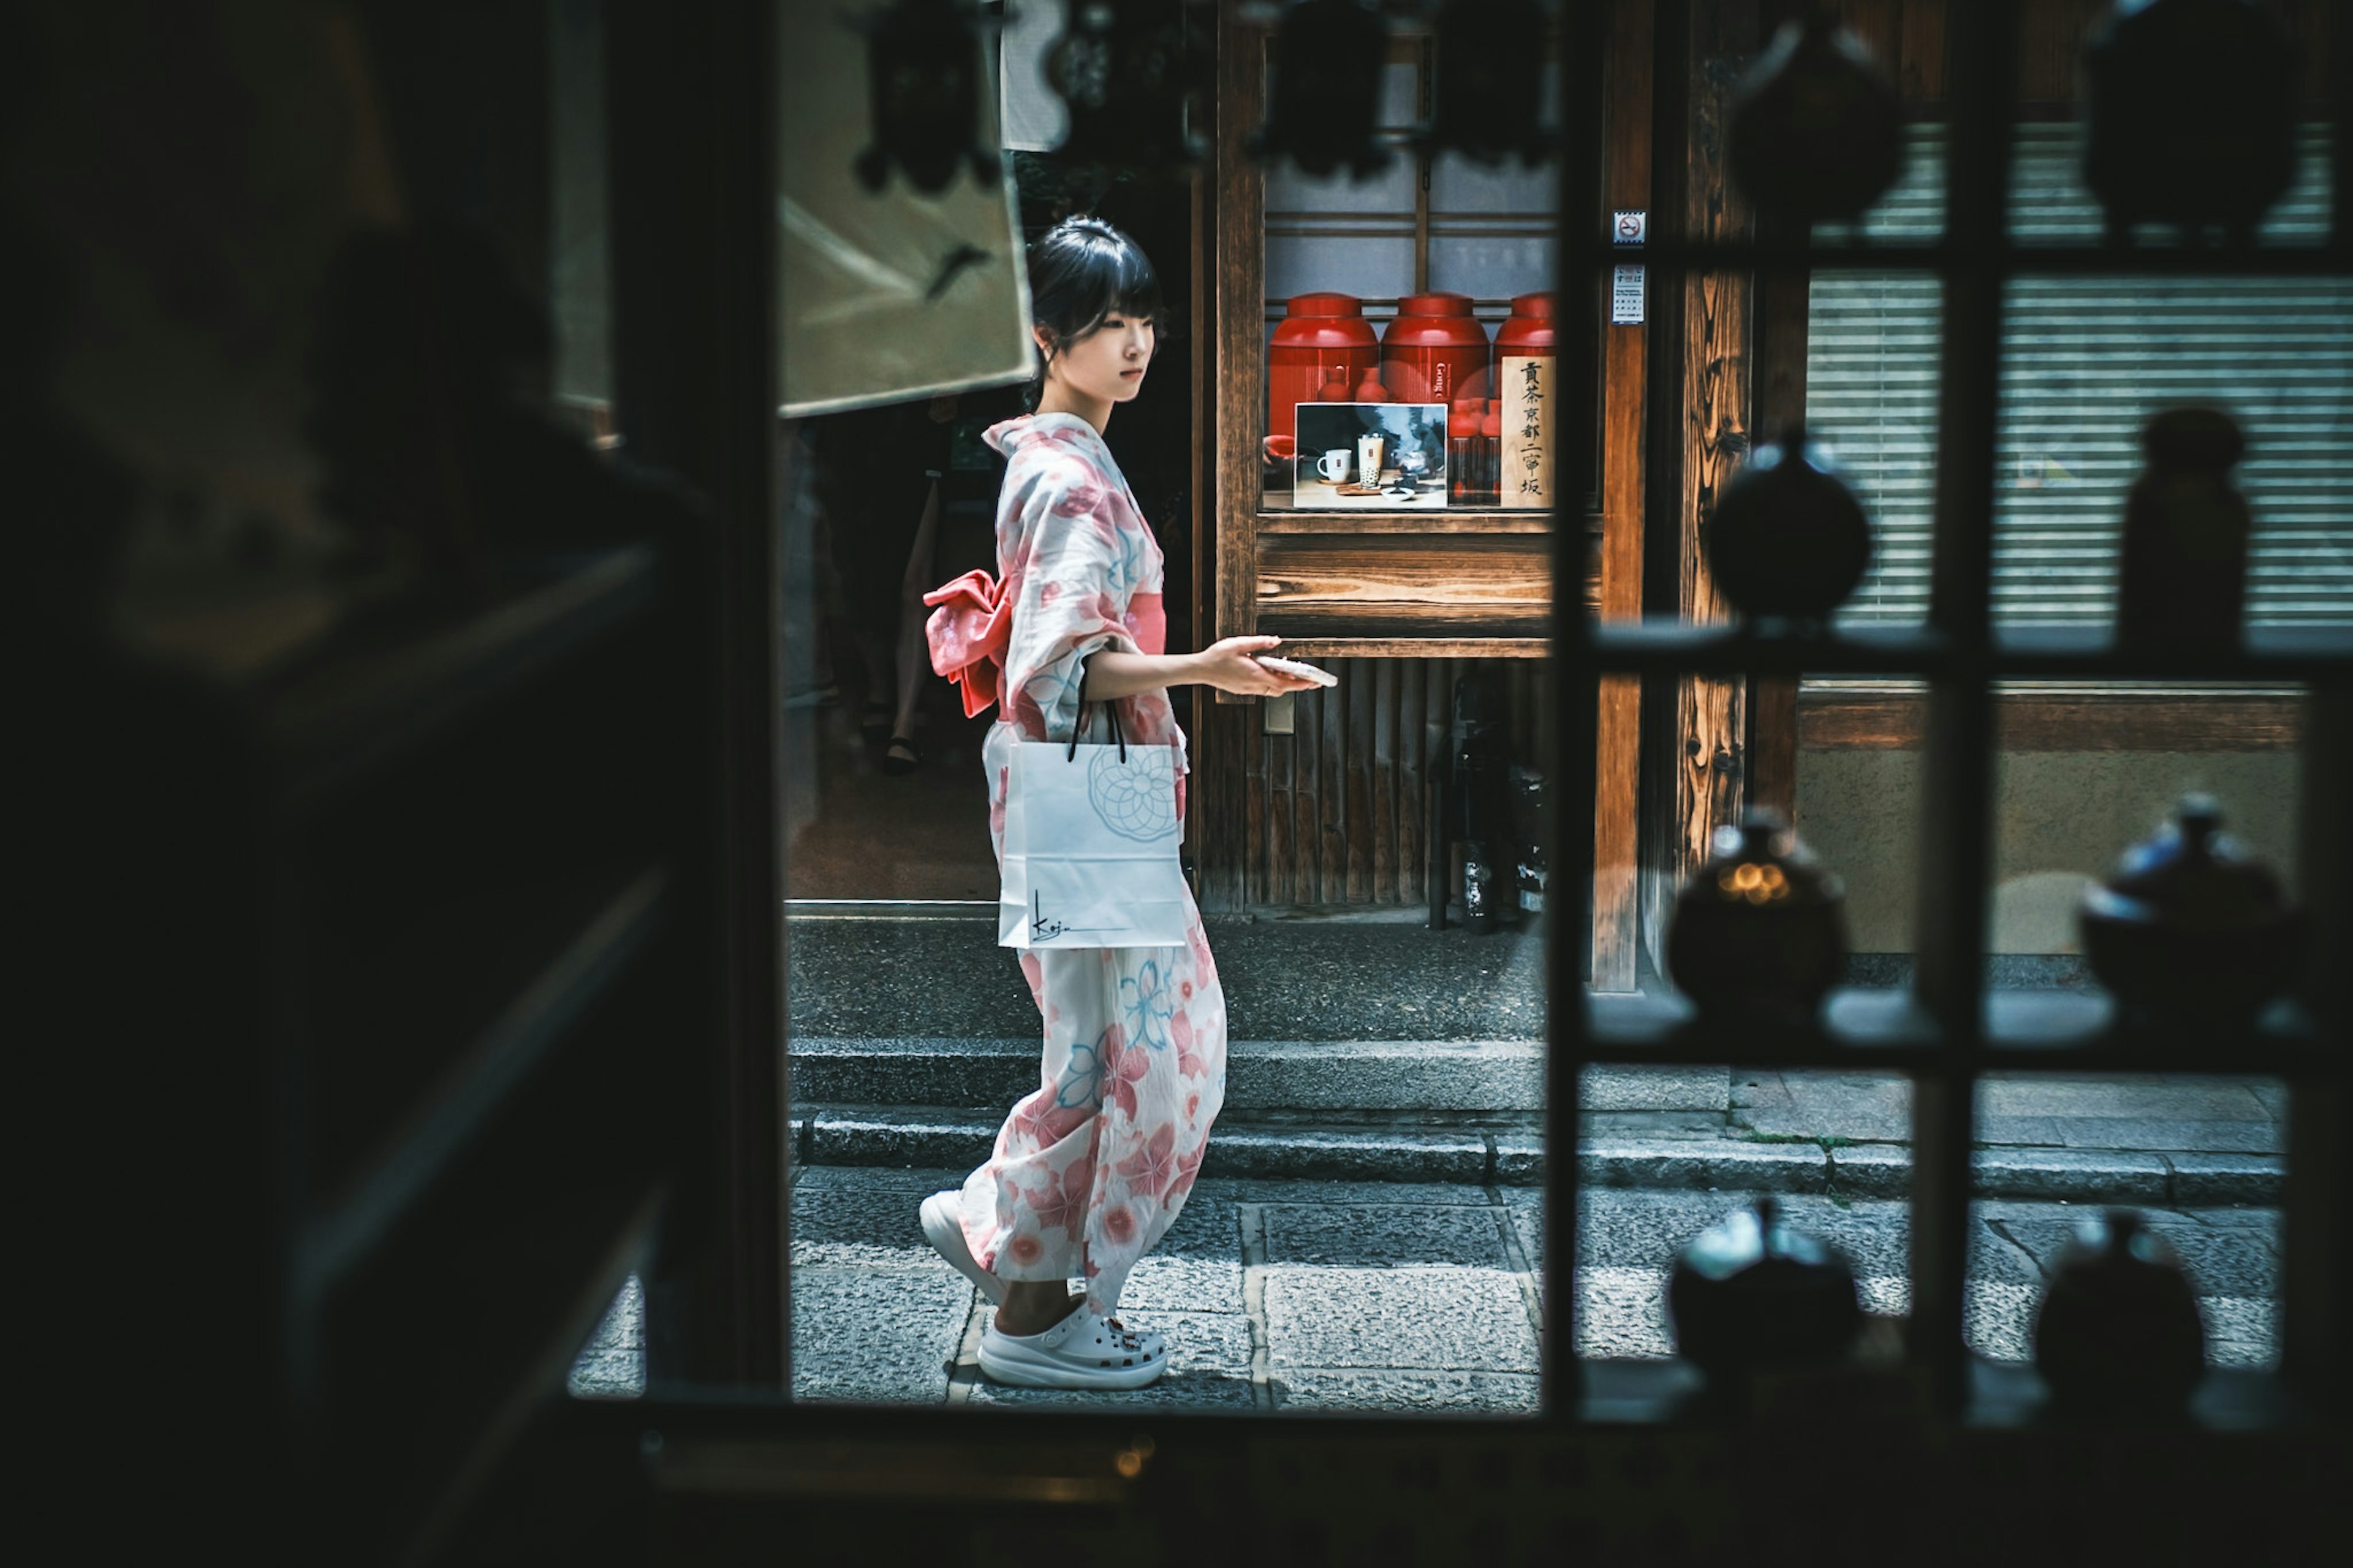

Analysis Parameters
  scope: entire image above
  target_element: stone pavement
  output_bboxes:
[569,1170,2281,1411]
[786,913,2293,1205]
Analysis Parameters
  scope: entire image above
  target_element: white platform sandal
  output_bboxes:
[979,1308,1169,1391]
[919,1191,1006,1305]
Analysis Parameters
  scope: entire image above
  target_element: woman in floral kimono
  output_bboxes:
[920,218,1316,1390]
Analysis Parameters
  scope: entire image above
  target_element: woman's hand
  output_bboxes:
[1192,635,1320,697]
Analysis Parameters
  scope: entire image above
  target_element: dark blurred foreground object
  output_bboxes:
[2114,407,2252,653]
[1251,0,1392,181]
[1419,0,1555,167]
[2083,0,2297,245]
[306,225,673,613]
[2077,793,2305,1029]
[2034,1210,2208,1419]
[1705,428,1873,622]
[1044,0,1210,177]
[1727,6,1903,224]
[851,0,1001,194]
[1667,810,1847,1027]
[1669,1196,1863,1387]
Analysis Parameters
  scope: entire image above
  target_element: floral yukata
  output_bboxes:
[924,412,1227,1317]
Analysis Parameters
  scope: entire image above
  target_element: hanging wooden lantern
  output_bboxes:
[1727,8,1903,224]
[851,0,1001,195]
[2083,0,2297,245]
[1044,0,1210,177]
[1250,0,1392,181]
[1420,0,1555,167]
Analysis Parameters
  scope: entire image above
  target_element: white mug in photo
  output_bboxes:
[1316,448,1352,483]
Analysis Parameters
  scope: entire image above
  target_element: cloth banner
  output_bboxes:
[778,0,1035,417]
[999,738,1191,950]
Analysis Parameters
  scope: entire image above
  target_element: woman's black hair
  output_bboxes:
[1025,216,1162,387]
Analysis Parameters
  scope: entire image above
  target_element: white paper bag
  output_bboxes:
[999,738,1192,950]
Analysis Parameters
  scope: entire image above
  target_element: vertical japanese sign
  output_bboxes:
[1499,352,1553,507]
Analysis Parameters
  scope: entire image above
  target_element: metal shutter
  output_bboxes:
[1806,124,2351,631]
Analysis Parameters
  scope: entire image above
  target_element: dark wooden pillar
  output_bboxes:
[607,0,784,1389]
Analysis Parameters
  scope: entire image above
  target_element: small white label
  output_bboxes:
[1613,210,1648,244]
[1611,265,1645,324]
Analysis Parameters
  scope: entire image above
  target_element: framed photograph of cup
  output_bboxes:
[1291,401,1449,508]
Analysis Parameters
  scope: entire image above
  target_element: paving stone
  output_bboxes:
[1205,1127,1490,1183]
[1743,1070,1912,1143]
[790,1165,972,1193]
[1961,1281,2039,1362]
[1971,1147,2169,1202]
[790,1180,936,1255]
[1585,1111,1729,1140]
[567,1349,645,1399]
[1580,1137,1828,1193]
[2248,1081,2290,1120]
[790,1265,970,1404]
[1260,1204,1510,1268]
[2167,1152,2285,1206]
[1155,1193,1242,1257]
[1235,1040,1542,1112]
[1116,1254,1246,1314]
[2202,1297,2278,1369]
[1827,1142,1911,1198]
[966,1371,1260,1410]
[569,1276,645,1398]
[1273,1369,1541,1415]
[1501,1188,1544,1268]
[2053,1117,2284,1154]
[1977,1076,2272,1122]
[1264,1267,1538,1372]
[1571,1265,1672,1360]
[1987,1209,2278,1298]
[1196,1178,1494,1208]
[1974,1114,2066,1147]
[1491,1132,1543,1184]
[1727,1072,1792,1112]
[1580,1066,1730,1112]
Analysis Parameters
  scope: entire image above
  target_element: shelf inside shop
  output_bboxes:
[1990,624,2353,681]
[1580,987,2343,1077]
[1576,619,2353,681]
[1965,1361,2311,1434]
[1983,990,2344,1078]
[1581,620,1953,677]
[1580,987,1944,1069]
[1588,237,2351,277]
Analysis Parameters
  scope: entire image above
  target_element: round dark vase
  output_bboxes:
[1706,434,1873,622]
[2076,793,2304,1029]
[1666,811,1848,1027]
[2033,1209,2207,1420]
[1727,15,1904,224]
[1668,1195,1863,1387]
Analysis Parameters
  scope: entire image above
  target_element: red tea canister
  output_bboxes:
[1268,292,1380,445]
[1495,290,1557,507]
[1380,291,1491,407]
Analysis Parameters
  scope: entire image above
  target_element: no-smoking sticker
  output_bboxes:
[1613,210,1647,244]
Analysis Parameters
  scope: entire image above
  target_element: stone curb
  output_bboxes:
[796,1108,2283,1205]
[789,1038,1721,1115]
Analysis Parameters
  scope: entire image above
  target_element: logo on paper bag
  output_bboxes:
[1087,749,1176,843]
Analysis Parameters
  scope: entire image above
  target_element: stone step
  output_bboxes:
[792,1104,2284,1204]
[789,1036,1731,1115]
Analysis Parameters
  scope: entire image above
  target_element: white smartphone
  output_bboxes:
[1254,653,1339,688]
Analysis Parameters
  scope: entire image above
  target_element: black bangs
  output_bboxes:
[1026,216,1164,355]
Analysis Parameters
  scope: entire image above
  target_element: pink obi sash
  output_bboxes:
[923,569,1013,718]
